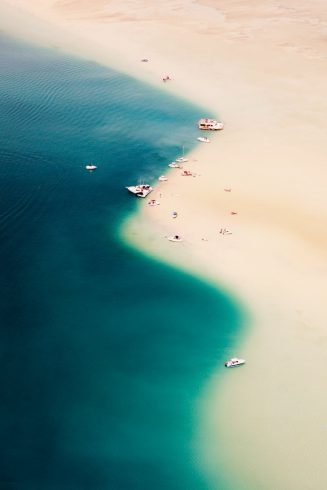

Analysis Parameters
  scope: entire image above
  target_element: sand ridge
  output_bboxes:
[1,1,327,488]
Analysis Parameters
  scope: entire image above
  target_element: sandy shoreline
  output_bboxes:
[2,1,327,488]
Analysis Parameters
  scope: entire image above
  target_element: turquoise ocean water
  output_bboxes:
[0,36,243,489]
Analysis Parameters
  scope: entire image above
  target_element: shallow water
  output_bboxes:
[0,36,242,489]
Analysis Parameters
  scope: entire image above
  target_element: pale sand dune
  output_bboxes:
[2,1,327,488]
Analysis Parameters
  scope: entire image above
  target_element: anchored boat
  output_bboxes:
[85,164,97,171]
[224,358,245,368]
[198,118,224,130]
[175,146,188,163]
[126,184,153,198]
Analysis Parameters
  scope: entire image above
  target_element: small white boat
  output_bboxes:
[168,162,182,168]
[85,164,97,171]
[148,199,160,206]
[224,358,245,368]
[168,235,183,242]
[198,118,224,130]
[172,211,178,218]
[175,146,188,163]
[158,175,168,181]
[197,137,210,143]
[126,184,153,198]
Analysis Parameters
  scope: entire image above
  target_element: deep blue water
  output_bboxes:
[0,36,243,490]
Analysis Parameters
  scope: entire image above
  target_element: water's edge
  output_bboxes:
[0,34,247,490]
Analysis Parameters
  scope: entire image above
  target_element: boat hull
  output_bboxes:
[126,185,153,198]
[224,358,246,368]
[198,118,224,130]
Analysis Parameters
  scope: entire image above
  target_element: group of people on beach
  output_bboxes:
[219,228,232,235]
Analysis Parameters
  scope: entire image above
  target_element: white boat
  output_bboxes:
[198,118,224,130]
[224,358,245,368]
[148,199,160,206]
[172,211,178,218]
[197,137,210,143]
[126,184,153,198]
[175,146,188,163]
[168,235,183,242]
[158,175,168,181]
[168,162,182,168]
[85,164,97,171]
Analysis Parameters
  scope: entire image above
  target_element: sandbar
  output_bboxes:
[1,1,327,488]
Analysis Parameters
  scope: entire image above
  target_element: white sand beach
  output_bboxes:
[2,1,327,488]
